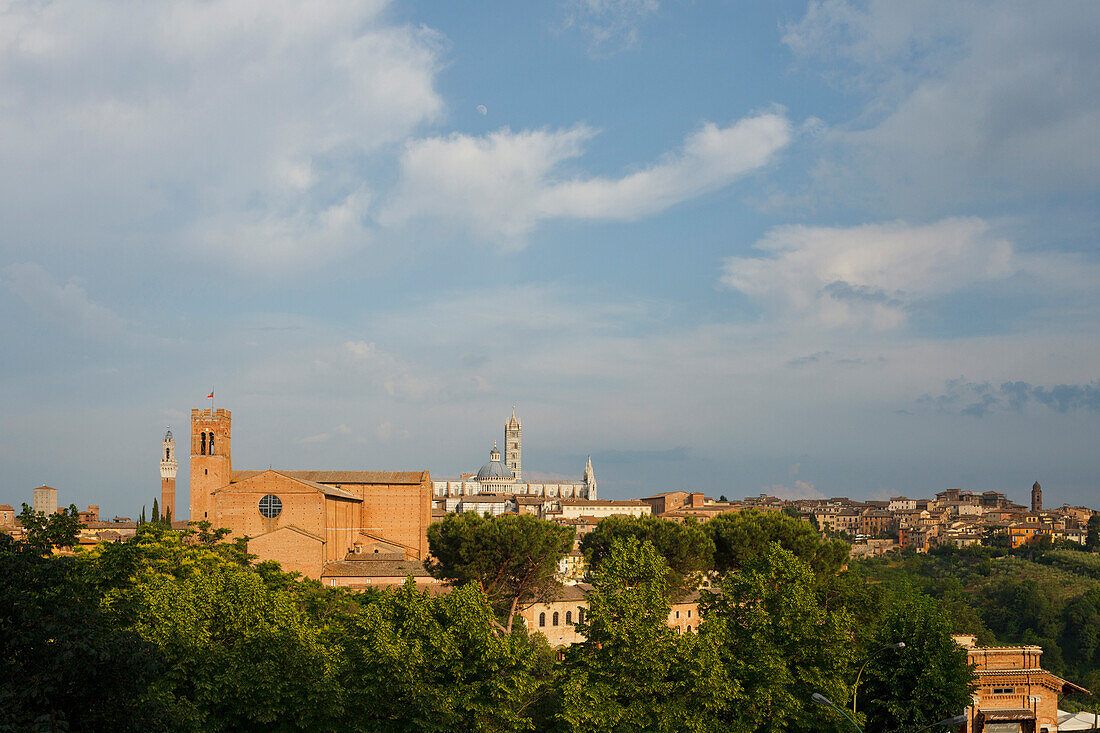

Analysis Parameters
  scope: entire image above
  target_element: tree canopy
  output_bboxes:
[425,512,574,632]
[579,514,714,596]
[705,508,849,575]
[16,503,81,554]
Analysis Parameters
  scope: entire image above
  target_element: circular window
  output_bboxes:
[258,494,282,519]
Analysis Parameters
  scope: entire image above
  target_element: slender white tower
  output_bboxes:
[160,428,178,522]
[505,407,522,481]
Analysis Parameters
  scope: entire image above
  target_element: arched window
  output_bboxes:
[552,612,559,626]
[686,625,692,632]
[578,608,584,623]
[208,433,214,453]
[565,611,572,625]
[166,446,170,460]
[539,613,546,627]
[200,432,206,455]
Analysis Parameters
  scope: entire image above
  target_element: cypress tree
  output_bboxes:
[139,505,146,525]
[152,498,160,524]
[164,506,172,526]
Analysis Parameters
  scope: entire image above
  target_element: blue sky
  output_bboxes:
[1,0,1098,516]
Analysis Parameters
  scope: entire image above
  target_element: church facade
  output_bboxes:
[432,410,597,500]
[188,407,432,579]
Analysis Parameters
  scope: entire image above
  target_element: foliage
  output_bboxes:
[426,512,574,632]
[558,537,736,732]
[579,515,714,597]
[341,579,553,732]
[701,543,856,732]
[858,593,977,731]
[1088,515,1100,551]
[705,509,849,575]
[16,503,82,553]
[0,534,170,732]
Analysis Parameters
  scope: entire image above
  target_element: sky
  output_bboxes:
[1,0,1098,517]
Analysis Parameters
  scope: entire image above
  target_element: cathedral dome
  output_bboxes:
[477,444,513,481]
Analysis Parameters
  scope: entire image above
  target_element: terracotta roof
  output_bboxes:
[81,521,137,529]
[642,491,689,499]
[222,470,363,500]
[0,504,13,511]
[233,470,427,485]
[558,498,648,507]
[321,560,432,578]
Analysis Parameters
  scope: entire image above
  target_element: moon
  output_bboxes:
[476,104,487,116]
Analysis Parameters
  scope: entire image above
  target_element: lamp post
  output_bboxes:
[813,693,864,733]
[914,714,968,732]
[852,641,905,714]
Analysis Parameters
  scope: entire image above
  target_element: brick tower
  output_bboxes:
[190,408,232,521]
[160,428,178,522]
[504,407,522,480]
[1031,481,1042,513]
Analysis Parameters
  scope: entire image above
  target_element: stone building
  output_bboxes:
[1032,481,1043,513]
[432,409,596,500]
[160,429,177,521]
[188,406,432,579]
[954,635,1089,733]
[32,485,57,515]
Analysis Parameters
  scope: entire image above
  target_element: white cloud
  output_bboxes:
[783,1,1100,210]
[380,113,792,243]
[0,0,443,268]
[2,262,128,339]
[563,0,660,56]
[722,218,1021,330]
[764,480,825,500]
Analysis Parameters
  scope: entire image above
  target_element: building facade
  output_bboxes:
[188,406,432,579]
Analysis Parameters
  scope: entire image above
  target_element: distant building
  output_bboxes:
[433,410,597,500]
[32,485,57,515]
[0,504,14,527]
[1032,481,1043,513]
[160,429,178,521]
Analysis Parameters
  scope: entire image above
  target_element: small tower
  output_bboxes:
[190,407,232,522]
[1031,481,1042,513]
[583,456,597,500]
[504,407,522,481]
[160,429,178,523]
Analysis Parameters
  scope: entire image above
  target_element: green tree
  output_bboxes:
[152,497,161,524]
[558,537,737,732]
[341,579,552,732]
[0,534,171,731]
[579,515,714,596]
[701,543,856,732]
[16,503,81,554]
[858,593,977,731]
[705,509,848,575]
[1087,515,1100,551]
[426,512,574,632]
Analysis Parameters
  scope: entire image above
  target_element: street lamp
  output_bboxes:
[853,641,905,714]
[914,714,968,732]
[813,692,864,733]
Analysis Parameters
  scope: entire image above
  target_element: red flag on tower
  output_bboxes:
[207,391,214,399]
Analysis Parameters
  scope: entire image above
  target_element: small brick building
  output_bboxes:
[954,635,1090,733]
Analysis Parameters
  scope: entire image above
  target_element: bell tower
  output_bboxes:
[190,408,232,521]
[1031,481,1042,513]
[504,407,522,480]
[160,429,178,522]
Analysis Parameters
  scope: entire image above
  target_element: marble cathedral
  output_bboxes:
[432,409,597,499]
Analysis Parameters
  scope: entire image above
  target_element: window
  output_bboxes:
[552,612,559,626]
[578,608,584,623]
[687,610,692,618]
[566,611,572,624]
[675,611,680,618]
[200,432,206,455]
[992,687,1015,695]
[208,433,214,453]
[539,613,546,627]
[686,625,692,632]
[258,494,283,519]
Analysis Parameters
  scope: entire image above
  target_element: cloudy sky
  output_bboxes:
[2,0,1098,516]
